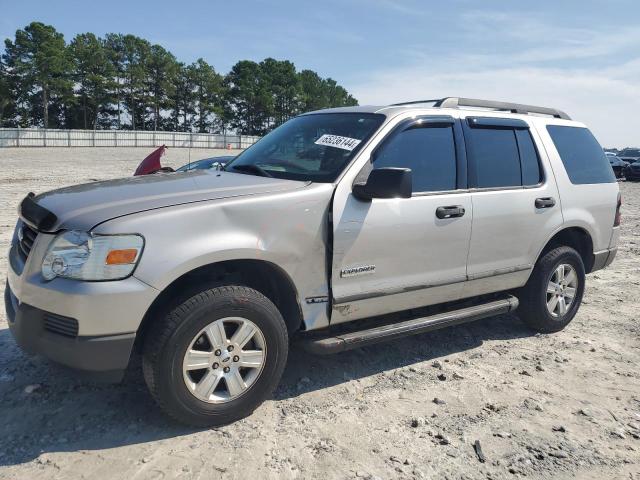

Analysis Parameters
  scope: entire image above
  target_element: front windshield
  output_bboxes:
[226,113,385,182]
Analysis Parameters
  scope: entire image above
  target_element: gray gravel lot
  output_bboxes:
[0,147,639,480]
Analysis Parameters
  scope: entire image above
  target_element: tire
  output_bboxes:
[142,285,288,427]
[517,246,585,333]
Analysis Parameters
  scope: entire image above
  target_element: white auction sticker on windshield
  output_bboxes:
[314,134,361,151]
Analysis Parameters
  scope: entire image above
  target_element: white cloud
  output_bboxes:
[351,62,640,147]
[357,0,427,16]
[349,11,640,147]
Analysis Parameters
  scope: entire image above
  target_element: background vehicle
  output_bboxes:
[618,147,640,165]
[175,156,235,172]
[6,97,620,427]
[606,153,628,178]
[133,147,234,175]
[624,160,640,181]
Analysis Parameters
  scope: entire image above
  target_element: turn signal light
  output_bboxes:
[105,249,139,265]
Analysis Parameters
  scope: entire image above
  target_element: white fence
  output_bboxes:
[0,128,261,149]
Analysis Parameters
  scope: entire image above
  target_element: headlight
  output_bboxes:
[42,231,144,281]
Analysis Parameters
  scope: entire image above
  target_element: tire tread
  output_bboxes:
[518,246,585,333]
[142,285,288,426]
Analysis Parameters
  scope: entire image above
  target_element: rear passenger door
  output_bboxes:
[462,117,563,296]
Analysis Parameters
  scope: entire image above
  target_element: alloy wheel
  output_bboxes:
[182,317,266,403]
[546,263,578,318]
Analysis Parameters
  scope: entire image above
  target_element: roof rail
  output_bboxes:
[390,97,571,120]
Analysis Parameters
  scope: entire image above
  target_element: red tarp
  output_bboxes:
[134,145,167,176]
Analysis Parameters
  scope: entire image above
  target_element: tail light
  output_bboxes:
[614,193,622,227]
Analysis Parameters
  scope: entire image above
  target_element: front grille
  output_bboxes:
[17,223,38,261]
[44,312,79,338]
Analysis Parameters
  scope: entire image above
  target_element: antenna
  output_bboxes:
[188,130,192,170]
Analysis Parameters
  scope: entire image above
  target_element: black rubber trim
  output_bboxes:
[402,115,455,129]
[44,312,79,337]
[453,118,468,189]
[19,192,57,231]
[301,295,519,354]
[467,116,529,129]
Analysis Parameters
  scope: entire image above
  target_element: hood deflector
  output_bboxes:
[19,193,58,231]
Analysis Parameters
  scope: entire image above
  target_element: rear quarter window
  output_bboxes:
[546,125,615,184]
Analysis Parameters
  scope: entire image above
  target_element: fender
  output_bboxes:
[532,222,595,273]
[92,183,336,331]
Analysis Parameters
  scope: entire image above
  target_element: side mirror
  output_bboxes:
[352,167,412,200]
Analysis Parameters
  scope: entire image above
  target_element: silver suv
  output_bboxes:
[5,97,620,426]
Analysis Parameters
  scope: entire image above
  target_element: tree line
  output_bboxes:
[0,22,358,135]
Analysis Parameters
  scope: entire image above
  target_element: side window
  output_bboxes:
[374,125,457,192]
[515,129,542,186]
[546,125,616,184]
[466,127,521,188]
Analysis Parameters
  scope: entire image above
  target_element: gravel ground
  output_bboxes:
[0,147,639,480]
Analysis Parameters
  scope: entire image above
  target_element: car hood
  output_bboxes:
[31,170,307,232]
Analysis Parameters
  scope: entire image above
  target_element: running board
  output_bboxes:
[300,295,519,355]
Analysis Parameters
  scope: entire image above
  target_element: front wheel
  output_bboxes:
[517,246,585,333]
[142,286,289,426]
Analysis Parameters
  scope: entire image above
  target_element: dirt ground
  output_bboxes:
[0,147,638,480]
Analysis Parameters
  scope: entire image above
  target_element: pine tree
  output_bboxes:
[68,33,116,129]
[1,24,359,132]
[146,44,178,131]
[189,59,224,133]
[2,22,73,128]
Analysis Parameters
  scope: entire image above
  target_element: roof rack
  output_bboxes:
[390,97,571,120]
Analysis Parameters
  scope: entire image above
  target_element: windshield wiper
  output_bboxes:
[227,164,273,178]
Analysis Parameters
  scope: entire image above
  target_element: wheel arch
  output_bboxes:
[535,226,595,273]
[135,259,304,352]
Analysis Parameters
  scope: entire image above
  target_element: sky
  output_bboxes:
[1,0,639,147]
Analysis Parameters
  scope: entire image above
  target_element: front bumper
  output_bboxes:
[5,282,135,381]
[6,233,160,381]
[7,238,159,336]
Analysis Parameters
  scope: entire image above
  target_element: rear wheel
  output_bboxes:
[518,246,585,333]
[143,286,288,426]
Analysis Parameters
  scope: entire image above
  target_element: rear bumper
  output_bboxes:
[5,282,135,381]
[591,247,617,272]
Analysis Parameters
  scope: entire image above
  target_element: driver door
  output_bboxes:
[331,116,472,324]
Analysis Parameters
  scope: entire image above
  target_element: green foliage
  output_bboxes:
[3,22,73,127]
[0,57,15,126]
[0,22,359,133]
[146,44,179,131]
[189,59,224,133]
[224,60,272,135]
[168,62,196,132]
[68,33,116,129]
[298,70,358,113]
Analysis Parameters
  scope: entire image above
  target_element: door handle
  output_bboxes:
[535,197,556,209]
[436,205,465,219]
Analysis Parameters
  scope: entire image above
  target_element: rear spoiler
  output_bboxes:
[19,192,58,231]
